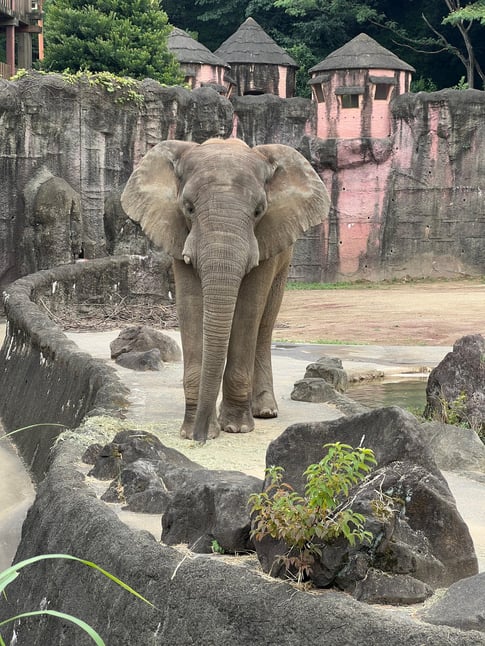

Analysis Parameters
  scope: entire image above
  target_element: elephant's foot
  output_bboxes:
[180,407,220,440]
[252,390,278,419]
[219,401,255,434]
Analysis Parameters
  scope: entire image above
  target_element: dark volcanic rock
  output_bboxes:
[254,406,477,602]
[424,334,485,431]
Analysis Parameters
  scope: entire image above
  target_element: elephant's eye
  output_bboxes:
[254,203,266,219]
[184,200,195,217]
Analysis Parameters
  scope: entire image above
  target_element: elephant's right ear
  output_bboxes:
[121,141,198,258]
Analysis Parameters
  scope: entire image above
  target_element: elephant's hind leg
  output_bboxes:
[252,255,290,418]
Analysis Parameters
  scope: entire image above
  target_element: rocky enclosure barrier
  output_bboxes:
[1,259,485,644]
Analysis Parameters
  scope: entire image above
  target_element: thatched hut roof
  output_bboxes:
[309,33,415,73]
[168,27,228,67]
[215,17,297,68]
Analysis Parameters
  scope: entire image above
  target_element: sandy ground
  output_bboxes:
[274,279,485,345]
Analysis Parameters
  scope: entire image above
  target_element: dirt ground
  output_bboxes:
[274,279,485,346]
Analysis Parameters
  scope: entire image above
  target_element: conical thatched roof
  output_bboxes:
[309,33,415,73]
[168,27,228,67]
[215,17,297,67]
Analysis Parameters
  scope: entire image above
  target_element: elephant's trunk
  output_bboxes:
[191,239,253,442]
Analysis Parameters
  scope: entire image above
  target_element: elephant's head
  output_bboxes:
[121,138,329,441]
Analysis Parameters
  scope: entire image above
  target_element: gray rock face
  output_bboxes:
[420,572,485,632]
[253,407,478,603]
[110,325,182,362]
[87,430,262,554]
[291,377,369,416]
[5,435,484,646]
[424,334,485,431]
[22,169,83,275]
[162,468,262,554]
[304,357,348,392]
[115,348,162,371]
[420,420,485,472]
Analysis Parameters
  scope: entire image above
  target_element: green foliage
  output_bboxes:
[438,390,469,427]
[41,0,184,85]
[452,75,469,89]
[442,1,485,26]
[211,539,225,554]
[249,442,377,582]
[411,76,438,92]
[10,69,145,105]
[286,42,317,98]
[0,553,154,645]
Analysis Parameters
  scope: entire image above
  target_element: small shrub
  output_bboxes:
[249,442,377,582]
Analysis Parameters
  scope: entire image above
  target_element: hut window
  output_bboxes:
[313,84,324,103]
[375,84,390,100]
[341,94,359,109]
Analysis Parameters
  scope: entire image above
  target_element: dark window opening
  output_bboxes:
[313,84,324,103]
[341,94,359,109]
[375,84,390,100]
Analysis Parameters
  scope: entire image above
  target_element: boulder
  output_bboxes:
[291,378,369,416]
[88,430,198,480]
[115,348,162,371]
[162,469,262,554]
[420,572,485,632]
[424,334,485,431]
[87,430,262,554]
[304,357,348,392]
[110,325,182,362]
[420,420,485,472]
[252,406,478,603]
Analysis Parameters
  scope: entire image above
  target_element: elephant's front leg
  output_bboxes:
[172,260,220,440]
[220,304,259,433]
[219,255,288,433]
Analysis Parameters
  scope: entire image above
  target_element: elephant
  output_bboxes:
[121,138,330,443]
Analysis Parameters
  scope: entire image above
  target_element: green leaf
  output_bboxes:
[1,554,154,608]
[0,610,105,645]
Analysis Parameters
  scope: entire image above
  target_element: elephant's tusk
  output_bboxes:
[183,255,191,265]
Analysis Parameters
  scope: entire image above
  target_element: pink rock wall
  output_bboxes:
[0,77,483,287]
[306,89,485,282]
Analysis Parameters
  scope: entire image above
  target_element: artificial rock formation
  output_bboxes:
[110,326,182,363]
[253,407,478,603]
[424,334,485,431]
[87,430,261,554]
[1,75,485,289]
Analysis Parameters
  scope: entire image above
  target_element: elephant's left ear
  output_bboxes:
[253,144,330,260]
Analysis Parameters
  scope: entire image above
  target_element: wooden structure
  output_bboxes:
[214,17,298,98]
[0,0,43,78]
[309,33,415,139]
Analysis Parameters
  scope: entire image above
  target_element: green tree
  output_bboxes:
[441,0,485,86]
[42,0,183,85]
[362,0,485,88]
[163,0,248,50]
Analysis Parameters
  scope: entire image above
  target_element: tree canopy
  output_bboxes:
[163,0,485,90]
[42,0,183,85]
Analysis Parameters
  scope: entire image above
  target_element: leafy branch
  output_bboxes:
[249,442,378,583]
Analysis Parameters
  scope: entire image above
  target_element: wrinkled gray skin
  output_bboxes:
[121,138,329,442]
